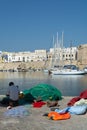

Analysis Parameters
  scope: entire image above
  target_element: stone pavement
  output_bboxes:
[0,96,87,130]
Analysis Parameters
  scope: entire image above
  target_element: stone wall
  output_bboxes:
[0,60,84,71]
[0,61,46,71]
[77,44,87,69]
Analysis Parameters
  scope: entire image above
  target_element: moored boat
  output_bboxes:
[51,69,85,75]
[51,65,86,75]
[83,67,87,73]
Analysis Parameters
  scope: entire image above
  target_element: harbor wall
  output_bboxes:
[0,61,46,71]
[0,60,84,71]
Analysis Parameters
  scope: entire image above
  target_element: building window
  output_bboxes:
[18,57,20,61]
[23,57,25,62]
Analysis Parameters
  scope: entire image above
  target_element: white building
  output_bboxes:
[49,47,77,61]
[2,47,77,63]
[35,50,47,61]
[4,50,47,62]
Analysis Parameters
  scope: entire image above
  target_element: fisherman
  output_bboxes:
[6,82,20,109]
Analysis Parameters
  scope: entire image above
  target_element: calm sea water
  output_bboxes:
[0,71,87,96]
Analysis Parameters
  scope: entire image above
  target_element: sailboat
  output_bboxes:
[44,34,59,73]
[51,65,86,75]
[50,32,86,75]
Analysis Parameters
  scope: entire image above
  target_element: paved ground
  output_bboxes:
[0,96,87,130]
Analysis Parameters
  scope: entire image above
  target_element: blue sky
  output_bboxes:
[0,0,87,52]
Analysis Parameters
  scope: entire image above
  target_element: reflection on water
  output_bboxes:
[51,75,87,96]
[0,71,87,96]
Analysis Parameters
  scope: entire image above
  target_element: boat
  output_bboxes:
[43,69,49,73]
[83,67,87,73]
[44,34,59,74]
[50,32,86,75]
[51,65,86,75]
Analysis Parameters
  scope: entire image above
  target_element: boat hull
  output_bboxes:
[51,70,86,75]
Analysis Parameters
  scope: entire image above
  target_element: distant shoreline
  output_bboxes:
[0,61,46,72]
[0,61,85,72]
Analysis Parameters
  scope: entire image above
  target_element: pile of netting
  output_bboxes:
[23,83,62,102]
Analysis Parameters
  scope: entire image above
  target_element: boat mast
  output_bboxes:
[61,31,64,67]
[57,32,58,48]
[70,41,72,65]
[56,32,59,66]
[51,35,55,68]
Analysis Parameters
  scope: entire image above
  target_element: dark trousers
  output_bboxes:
[9,99,19,107]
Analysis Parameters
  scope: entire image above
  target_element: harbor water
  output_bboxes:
[0,71,87,96]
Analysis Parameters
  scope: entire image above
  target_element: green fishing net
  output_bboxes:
[23,83,62,101]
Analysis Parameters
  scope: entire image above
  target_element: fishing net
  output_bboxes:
[23,83,62,101]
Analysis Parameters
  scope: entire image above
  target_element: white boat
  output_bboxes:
[83,67,87,73]
[50,32,86,75]
[51,65,86,75]
[43,69,49,73]
[51,69,85,75]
